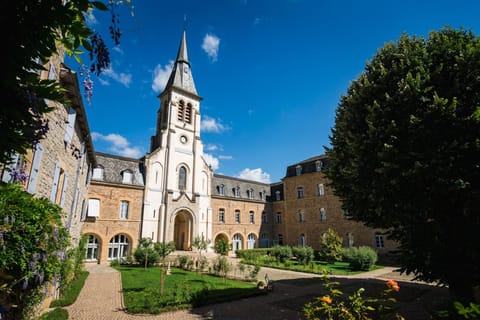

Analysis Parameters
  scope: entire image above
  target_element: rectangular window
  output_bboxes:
[122,171,133,184]
[343,209,352,220]
[249,211,254,224]
[235,210,240,223]
[375,234,385,248]
[297,187,304,199]
[276,212,282,224]
[317,183,325,196]
[87,199,100,217]
[219,209,225,223]
[262,212,268,224]
[275,191,281,201]
[120,201,129,219]
[295,165,302,176]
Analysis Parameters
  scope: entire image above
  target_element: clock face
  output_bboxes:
[180,136,187,144]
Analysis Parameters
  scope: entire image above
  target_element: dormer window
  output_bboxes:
[247,188,254,199]
[92,166,104,180]
[275,190,281,201]
[122,170,133,184]
[233,186,240,197]
[259,190,266,201]
[217,184,225,195]
[295,165,302,176]
[315,160,323,172]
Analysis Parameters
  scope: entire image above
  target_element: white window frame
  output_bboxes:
[119,200,129,219]
[317,183,325,196]
[122,170,133,184]
[249,211,255,224]
[375,234,385,248]
[219,209,225,223]
[297,187,304,199]
[235,210,240,223]
[320,208,326,221]
[295,165,302,176]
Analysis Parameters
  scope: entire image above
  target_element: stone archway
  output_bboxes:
[174,210,192,250]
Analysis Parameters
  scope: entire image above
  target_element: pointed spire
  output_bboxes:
[163,30,198,96]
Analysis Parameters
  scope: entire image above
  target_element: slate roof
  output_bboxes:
[163,30,198,96]
[93,152,145,186]
[212,174,270,201]
[284,154,329,178]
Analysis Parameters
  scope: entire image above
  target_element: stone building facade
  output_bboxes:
[81,153,144,262]
[1,53,96,244]
[80,30,396,263]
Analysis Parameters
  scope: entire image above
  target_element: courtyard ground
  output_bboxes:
[65,253,449,319]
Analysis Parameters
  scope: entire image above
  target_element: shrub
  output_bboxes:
[342,246,378,271]
[292,246,315,265]
[133,247,160,267]
[272,245,292,263]
[236,248,270,261]
[38,307,68,320]
[213,256,232,283]
[0,184,70,319]
[177,255,190,269]
[318,228,343,262]
[214,239,229,256]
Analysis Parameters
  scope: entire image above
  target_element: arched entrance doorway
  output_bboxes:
[174,210,192,250]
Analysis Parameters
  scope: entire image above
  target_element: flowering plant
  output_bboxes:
[304,276,404,320]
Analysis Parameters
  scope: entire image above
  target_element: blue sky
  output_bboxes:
[74,0,480,183]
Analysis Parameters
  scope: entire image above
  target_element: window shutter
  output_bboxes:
[27,143,44,194]
[50,164,61,202]
[48,63,56,80]
[59,174,69,207]
[88,199,100,217]
[1,154,19,183]
[64,107,77,144]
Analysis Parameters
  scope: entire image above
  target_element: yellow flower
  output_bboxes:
[320,295,332,304]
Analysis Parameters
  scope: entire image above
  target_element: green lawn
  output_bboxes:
[50,271,89,307]
[242,257,383,275]
[115,265,262,314]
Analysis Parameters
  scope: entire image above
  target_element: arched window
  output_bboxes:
[320,208,326,221]
[178,166,187,190]
[85,234,100,261]
[247,233,256,249]
[260,233,269,248]
[108,234,130,261]
[299,233,306,247]
[232,233,243,251]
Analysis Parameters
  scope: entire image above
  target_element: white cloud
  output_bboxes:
[91,132,143,158]
[253,17,262,25]
[202,34,220,62]
[112,46,124,55]
[152,61,174,92]
[103,67,132,87]
[203,153,219,170]
[98,77,110,86]
[237,168,271,183]
[205,144,218,151]
[201,116,229,133]
[219,155,233,160]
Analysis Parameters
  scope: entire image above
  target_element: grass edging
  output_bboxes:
[50,270,89,307]
[38,307,68,320]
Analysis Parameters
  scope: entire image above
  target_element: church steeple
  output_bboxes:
[163,30,198,96]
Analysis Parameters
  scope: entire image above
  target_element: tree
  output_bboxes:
[154,241,175,295]
[134,238,159,269]
[318,228,343,262]
[214,238,230,256]
[0,0,131,164]
[192,235,210,272]
[326,27,480,302]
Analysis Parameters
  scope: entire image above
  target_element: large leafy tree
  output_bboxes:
[326,27,480,302]
[0,0,128,164]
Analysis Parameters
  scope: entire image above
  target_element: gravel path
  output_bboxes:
[64,256,447,320]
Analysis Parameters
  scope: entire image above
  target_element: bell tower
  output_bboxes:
[143,30,213,249]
